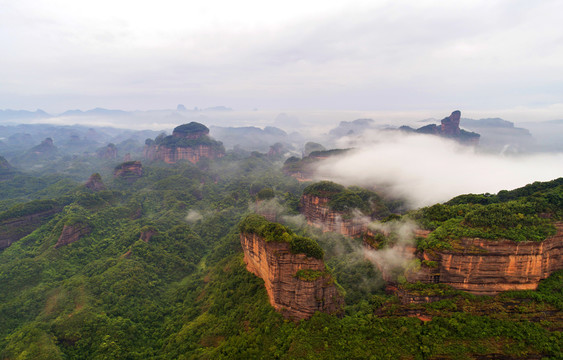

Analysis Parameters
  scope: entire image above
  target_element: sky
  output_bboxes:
[1,0,563,119]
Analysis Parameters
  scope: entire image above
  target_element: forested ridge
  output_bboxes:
[0,150,562,359]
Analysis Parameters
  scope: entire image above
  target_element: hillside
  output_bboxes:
[0,133,561,359]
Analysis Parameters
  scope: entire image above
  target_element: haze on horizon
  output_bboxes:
[1,0,563,123]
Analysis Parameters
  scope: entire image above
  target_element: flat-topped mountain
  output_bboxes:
[144,122,224,164]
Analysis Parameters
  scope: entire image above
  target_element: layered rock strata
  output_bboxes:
[240,232,344,320]
[144,122,224,164]
[0,208,60,250]
[147,145,221,164]
[368,223,563,296]
[113,161,143,180]
[300,194,369,238]
[55,223,90,248]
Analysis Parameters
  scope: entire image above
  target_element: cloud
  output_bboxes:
[1,1,563,113]
[185,209,204,224]
[314,130,563,208]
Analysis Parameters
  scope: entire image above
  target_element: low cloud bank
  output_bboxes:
[315,131,563,208]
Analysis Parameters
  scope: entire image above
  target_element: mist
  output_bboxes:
[314,130,563,208]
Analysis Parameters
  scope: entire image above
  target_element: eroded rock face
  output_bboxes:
[240,233,344,320]
[300,194,369,238]
[144,122,224,164]
[0,208,60,249]
[401,110,480,145]
[113,161,143,180]
[55,223,90,248]
[85,173,106,191]
[140,229,157,243]
[373,223,563,295]
[147,145,222,164]
[441,110,461,136]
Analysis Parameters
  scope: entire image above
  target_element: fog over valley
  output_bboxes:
[1,1,563,359]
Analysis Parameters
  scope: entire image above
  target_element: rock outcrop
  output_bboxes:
[140,228,157,243]
[301,194,370,238]
[96,143,117,159]
[85,173,106,191]
[144,122,224,164]
[113,161,143,181]
[55,223,90,248]
[407,224,563,295]
[241,232,344,320]
[0,202,60,249]
[282,149,350,182]
[401,110,480,145]
[367,223,563,296]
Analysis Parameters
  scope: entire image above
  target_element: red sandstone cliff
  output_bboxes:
[144,122,224,164]
[240,232,344,320]
[146,145,222,164]
[368,223,563,296]
[113,161,143,180]
[0,208,60,250]
[55,223,90,248]
[300,194,370,238]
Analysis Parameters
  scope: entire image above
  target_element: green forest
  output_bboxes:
[1,142,562,359]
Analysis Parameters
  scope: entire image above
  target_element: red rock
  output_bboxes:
[300,194,370,237]
[140,229,157,243]
[441,110,461,136]
[55,223,90,248]
[0,208,60,249]
[147,145,223,164]
[373,223,563,295]
[113,161,143,179]
[240,233,344,320]
[85,173,106,191]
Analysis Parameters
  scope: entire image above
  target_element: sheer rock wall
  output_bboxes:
[300,194,369,238]
[240,232,344,320]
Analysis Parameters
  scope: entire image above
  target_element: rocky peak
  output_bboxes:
[401,110,480,145]
[144,122,224,164]
[172,122,209,140]
[85,173,106,191]
[113,161,143,181]
[440,110,461,136]
[31,137,57,154]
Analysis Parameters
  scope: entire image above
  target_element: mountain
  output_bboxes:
[460,117,533,153]
[0,119,561,359]
[0,109,50,121]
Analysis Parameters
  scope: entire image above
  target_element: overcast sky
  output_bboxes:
[1,0,562,118]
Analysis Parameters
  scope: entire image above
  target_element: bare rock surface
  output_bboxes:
[240,232,344,320]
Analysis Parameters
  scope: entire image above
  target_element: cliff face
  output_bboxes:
[300,194,369,238]
[55,223,90,248]
[391,223,563,295]
[0,208,60,249]
[85,173,106,191]
[240,233,343,320]
[145,145,222,164]
[114,161,143,180]
[144,122,224,164]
